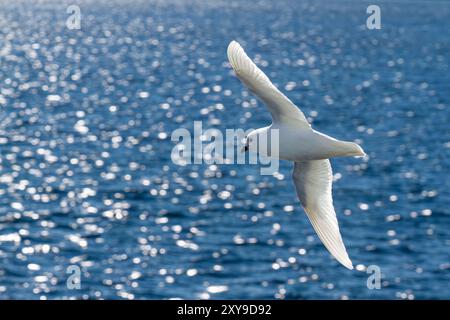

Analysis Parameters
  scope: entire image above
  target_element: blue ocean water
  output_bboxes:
[0,0,449,299]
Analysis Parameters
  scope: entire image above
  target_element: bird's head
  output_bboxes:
[241,131,257,153]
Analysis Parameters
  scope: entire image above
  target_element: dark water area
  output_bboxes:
[0,0,449,299]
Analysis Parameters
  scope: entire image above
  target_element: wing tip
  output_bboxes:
[228,40,239,48]
[341,259,354,270]
[330,247,353,270]
[227,40,242,71]
[227,40,240,53]
[333,246,354,270]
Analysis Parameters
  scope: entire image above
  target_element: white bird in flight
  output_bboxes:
[227,40,366,270]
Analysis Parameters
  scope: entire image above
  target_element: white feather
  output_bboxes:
[227,41,310,126]
[227,40,362,269]
[293,160,353,269]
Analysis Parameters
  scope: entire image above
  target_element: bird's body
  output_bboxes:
[252,124,364,161]
[227,40,366,270]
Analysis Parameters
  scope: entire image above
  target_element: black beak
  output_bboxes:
[241,144,249,153]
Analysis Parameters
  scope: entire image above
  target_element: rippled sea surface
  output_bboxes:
[0,0,449,299]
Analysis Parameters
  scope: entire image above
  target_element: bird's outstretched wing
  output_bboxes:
[292,160,353,269]
[227,41,310,127]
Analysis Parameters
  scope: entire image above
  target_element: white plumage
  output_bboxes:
[228,40,366,269]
